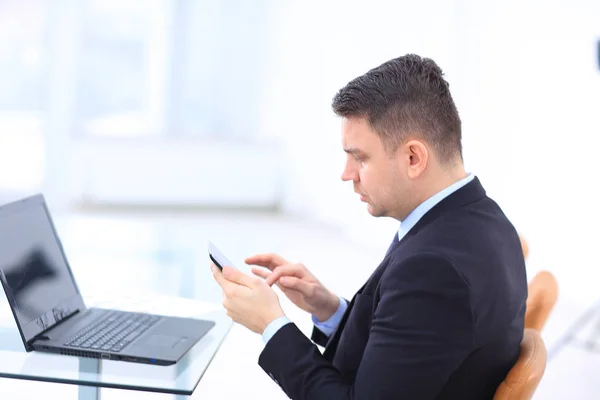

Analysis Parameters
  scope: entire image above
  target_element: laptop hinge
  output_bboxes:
[29,309,82,344]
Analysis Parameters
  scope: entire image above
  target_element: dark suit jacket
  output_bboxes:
[258,177,527,399]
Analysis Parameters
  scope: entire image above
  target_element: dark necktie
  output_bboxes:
[386,231,399,256]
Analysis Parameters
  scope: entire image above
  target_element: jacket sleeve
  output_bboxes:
[310,325,330,348]
[310,298,349,347]
[258,254,474,400]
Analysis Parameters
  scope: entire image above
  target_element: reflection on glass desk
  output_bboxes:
[0,292,233,397]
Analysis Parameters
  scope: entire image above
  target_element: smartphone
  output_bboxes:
[208,241,236,270]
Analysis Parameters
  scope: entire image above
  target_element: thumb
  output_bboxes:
[279,276,314,296]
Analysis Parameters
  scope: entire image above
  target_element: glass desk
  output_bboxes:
[0,292,233,399]
[0,215,267,398]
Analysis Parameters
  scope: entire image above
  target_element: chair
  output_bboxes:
[494,328,547,400]
[525,271,559,332]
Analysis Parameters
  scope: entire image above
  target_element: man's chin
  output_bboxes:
[366,204,385,217]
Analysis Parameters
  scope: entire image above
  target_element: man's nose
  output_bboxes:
[341,164,358,182]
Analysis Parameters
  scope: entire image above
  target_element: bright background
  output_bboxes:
[0,1,599,398]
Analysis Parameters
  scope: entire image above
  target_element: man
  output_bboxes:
[212,54,527,399]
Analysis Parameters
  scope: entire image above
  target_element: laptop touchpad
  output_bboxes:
[144,334,186,348]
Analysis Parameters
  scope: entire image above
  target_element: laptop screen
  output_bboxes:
[0,195,83,343]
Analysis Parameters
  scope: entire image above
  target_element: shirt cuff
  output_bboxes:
[262,316,292,344]
[311,296,347,337]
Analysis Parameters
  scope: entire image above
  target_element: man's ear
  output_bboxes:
[404,140,428,179]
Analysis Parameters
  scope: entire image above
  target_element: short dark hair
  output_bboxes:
[332,54,462,164]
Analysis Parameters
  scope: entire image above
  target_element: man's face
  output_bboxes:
[341,117,414,220]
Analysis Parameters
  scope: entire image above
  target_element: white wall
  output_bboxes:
[445,0,600,308]
[264,0,600,307]
[261,0,461,241]
[4,0,597,308]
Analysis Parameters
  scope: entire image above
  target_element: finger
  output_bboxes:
[213,265,238,295]
[251,266,271,280]
[279,276,314,297]
[211,264,227,287]
[251,267,282,288]
[265,264,306,286]
[244,253,289,270]
[222,266,260,288]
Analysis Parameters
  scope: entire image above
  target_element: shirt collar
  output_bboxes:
[397,173,475,241]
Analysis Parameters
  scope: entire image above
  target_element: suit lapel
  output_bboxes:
[323,292,357,360]
[322,231,398,360]
[321,178,488,360]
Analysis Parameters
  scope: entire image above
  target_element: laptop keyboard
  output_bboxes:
[65,310,161,353]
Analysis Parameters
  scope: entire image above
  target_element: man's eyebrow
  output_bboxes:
[343,148,364,155]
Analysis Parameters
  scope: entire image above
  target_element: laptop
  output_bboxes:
[0,194,215,366]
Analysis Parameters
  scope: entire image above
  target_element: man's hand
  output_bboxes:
[211,264,285,334]
[245,253,340,322]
